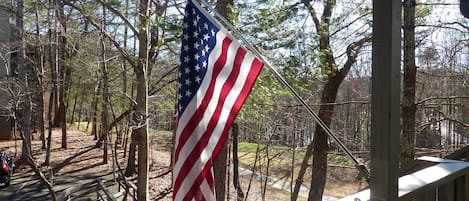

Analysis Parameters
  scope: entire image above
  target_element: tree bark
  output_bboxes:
[308,81,338,201]
[56,0,68,149]
[16,1,56,199]
[136,0,150,200]
[45,0,57,166]
[16,0,32,164]
[98,1,109,164]
[401,0,417,164]
[33,0,46,150]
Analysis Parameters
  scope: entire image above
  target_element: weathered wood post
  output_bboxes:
[370,0,401,200]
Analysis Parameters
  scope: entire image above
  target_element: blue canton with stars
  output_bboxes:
[178,1,220,116]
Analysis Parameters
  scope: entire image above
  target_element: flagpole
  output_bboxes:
[198,0,370,181]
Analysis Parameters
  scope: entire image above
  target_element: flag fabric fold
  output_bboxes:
[173,0,264,200]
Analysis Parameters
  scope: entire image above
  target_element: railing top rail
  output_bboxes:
[337,156,469,201]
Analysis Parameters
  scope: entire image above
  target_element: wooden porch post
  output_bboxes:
[370,0,401,200]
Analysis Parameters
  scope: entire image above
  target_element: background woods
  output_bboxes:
[0,0,468,200]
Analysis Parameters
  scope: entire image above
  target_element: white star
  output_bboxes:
[201,50,206,56]
[205,45,209,52]
[184,67,190,74]
[184,56,189,63]
[211,30,215,36]
[184,45,189,52]
[195,64,201,72]
[193,19,197,26]
[195,53,200,61]
[203,33,210,41]
[185,79,192,85]
[196,15,201,22]
[202,61,207,68]
[195,76,201,83]
[183,33,189,40]
[177,92,182,99]
[193,31,199,38]
[195,41,200,49]
[183,22,188,29]
[204,23,208,30]
[185,90,192,97]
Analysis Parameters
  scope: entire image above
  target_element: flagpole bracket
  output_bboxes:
[356,163,370,183]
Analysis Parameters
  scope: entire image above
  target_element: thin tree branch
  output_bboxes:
[416,96,469,105]
[300,0,320,32]
[63,0,137,67]
[95,0,139,37]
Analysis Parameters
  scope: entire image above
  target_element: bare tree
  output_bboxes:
[17,0,31,165]
[44,0,56,166]
[56,0,69,149]
[16,0,56,200]
[135,0,150,199]
[98,0,109,164]
[401,0,417,163]
[33,0,46,150]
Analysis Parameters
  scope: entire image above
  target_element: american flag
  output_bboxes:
[173,0,263,200]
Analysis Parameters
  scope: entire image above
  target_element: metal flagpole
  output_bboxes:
[198,0,370,181]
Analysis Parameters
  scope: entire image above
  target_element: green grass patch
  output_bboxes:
[149,129,173,135]
[70,122,92,133]
[328,154,355,166]
[238,142,260,152]
[237,142,356,168]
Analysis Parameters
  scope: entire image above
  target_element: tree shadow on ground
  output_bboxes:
[52,145,96,174]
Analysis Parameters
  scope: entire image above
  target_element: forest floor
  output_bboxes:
[0,127,365,200]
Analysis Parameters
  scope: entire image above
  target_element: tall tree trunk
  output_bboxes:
[17,1,56,199]
[213,0,234,199]
[99,2,109,164]
[401,0,417,164]
[17,0,31,165]
[57,0,68,149]
[136,1,150,200]
[45,0,57,166]
[308,79,339,201]
[34,0,46,150]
